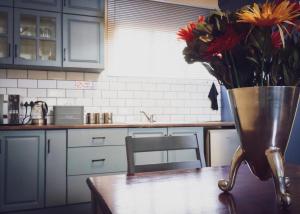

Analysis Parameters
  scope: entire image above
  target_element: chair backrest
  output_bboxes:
[125,134,206,175]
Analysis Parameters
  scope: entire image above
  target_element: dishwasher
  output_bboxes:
[205,129,241,167]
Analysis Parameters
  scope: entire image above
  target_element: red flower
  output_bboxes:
[198,16,205,24]
[205,26,242,57]
[177,23,196,42]
[177,16,206,42]
[271,31,282,48]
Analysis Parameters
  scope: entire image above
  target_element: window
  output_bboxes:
[107,0,213,79]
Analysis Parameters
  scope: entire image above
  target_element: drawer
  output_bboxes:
[68,146,126,175]
[68,175,91,204]
[68,128,127,147]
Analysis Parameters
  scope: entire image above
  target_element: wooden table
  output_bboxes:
[87,164,300,214]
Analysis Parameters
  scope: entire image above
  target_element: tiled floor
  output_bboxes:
[3,203,92,214]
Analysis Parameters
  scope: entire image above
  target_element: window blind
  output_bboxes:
[107,0,213,78]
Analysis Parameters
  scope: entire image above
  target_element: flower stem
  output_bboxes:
[229,51,240,88]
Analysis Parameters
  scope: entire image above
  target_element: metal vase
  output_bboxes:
[218,86,300,206]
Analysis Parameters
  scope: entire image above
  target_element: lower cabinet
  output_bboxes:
[128,128,168,165]
[0,131,45,212]
[45,130,67,207]
[67,128,128,204]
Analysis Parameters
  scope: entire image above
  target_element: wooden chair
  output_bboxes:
[125,134,206,175]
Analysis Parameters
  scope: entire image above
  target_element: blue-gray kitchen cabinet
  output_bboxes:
[63,14,104,70]
[0,0,12,7]
[0,131,45,212]
[14,9,62,67]
[45,130,66,207]
[0,7,13,65]
[14,0,62,12]
[63,0,104,17]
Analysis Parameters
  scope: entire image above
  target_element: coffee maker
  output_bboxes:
[0,94,20,124]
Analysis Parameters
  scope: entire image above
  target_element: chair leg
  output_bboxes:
[265,146,291,207]
[218,146,245,192]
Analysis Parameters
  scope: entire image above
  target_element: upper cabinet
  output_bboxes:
[0,7,13,64]
[14,9,62,67]
[63,0,104,17]
[0,1,13,7]
[14,0,62,12]
[63,14,104,69]
[0,0,104,71]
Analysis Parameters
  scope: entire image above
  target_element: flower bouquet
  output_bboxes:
[178,0,300,89]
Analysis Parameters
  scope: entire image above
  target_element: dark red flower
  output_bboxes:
[177,23,196,42]
[271,31,283,48]
[205,26,242,57]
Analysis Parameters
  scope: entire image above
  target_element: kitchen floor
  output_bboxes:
[3,203,91,214]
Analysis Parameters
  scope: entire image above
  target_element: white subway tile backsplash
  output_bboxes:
[48,89,65,97]
[7,69,27,79]
[66,89,83,98]
[38,80,56,88]
[57,98,75,105]
[0,79,17,88]
[0,69,6,79]
[84,90,101,98]
[118,91,134,99]
[18,79,37,88]
[0,88,6,94]
[0,69,221,123]
[28,89,47,97]
[75,98,92,106]
[57,80,76,89]
[7,88,27,97]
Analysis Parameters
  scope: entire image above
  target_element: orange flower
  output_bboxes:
[237,0,300,27]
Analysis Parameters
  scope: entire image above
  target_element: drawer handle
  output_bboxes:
[91,158,106,163]
[92,137,106,140]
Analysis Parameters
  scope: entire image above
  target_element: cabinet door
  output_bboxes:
[14,9,62,67]
[167,127,205,166]
[14,0,62,12]
[0,1,12,7]
[63,14,104,69]
[63,0,104,17]
[0,131,45,212]
[45,130,66,207]
[128,128,167,165]
[0,7,13,64]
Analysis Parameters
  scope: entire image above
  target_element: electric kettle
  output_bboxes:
[31,101,48,125]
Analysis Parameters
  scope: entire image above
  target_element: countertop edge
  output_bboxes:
[0,122,235,130]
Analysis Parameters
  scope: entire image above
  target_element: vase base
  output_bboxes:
[218,146,291,207]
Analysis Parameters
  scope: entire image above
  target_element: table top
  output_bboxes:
[87,164,300,214]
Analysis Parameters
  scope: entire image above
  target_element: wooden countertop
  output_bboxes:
[0,121,234,130]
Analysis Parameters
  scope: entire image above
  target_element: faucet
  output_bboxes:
[140,111,156,123]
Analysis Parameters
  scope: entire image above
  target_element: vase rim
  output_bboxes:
[228,86,298,92]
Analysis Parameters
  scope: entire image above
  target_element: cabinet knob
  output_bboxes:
[63,48,66,61]
[14,44,18,58]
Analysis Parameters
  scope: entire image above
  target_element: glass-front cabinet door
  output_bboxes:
[0,7,13,64]
[14,9,61,67]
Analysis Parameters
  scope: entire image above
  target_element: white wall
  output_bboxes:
[0,69,221,124]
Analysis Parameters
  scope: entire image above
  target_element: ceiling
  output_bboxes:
[150,0,219,9]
